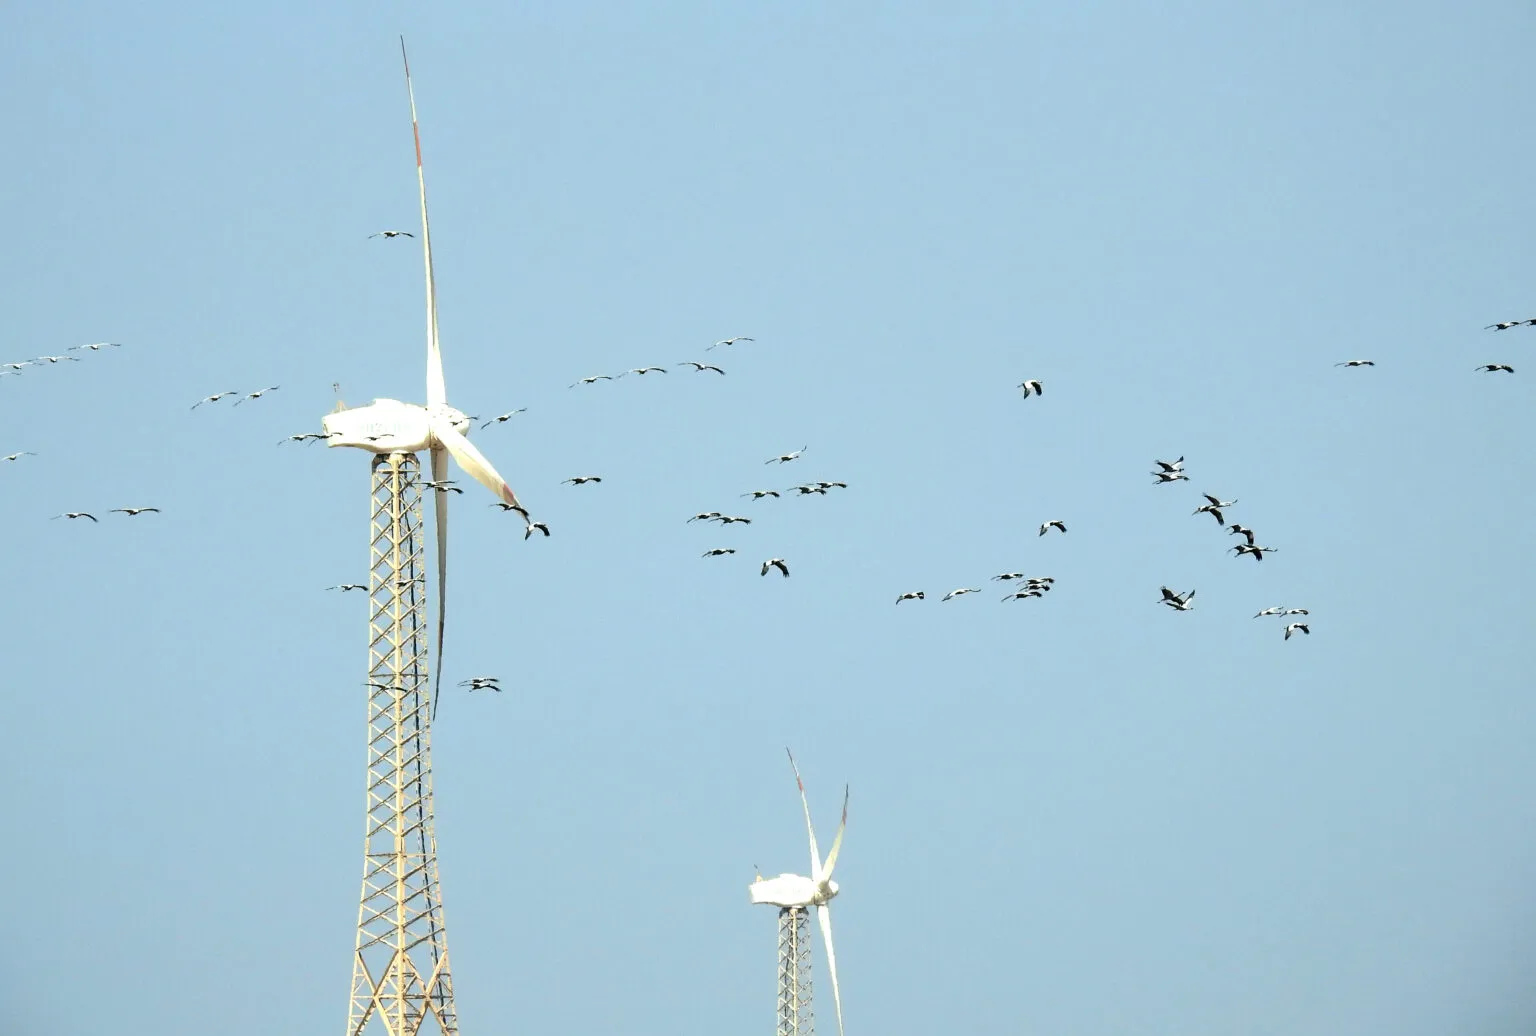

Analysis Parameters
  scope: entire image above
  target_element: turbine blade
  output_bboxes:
[786,748,823,883]
[817,904,846,1036]
[820,785,849,881]
[429,417,525,512]
[431,445,449,720]
[401,37,446,409]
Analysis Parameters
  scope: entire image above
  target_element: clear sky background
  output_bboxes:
[4,1,1535,1033]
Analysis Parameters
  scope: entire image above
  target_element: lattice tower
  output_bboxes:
[777,906,814,1036]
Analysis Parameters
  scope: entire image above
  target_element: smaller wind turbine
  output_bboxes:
[751,749,848,1036]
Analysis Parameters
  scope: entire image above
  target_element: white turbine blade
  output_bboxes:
[401,37,446,409]
[786,748,823,882]
[820,785,849,882]
[817,904,845,1036]
[429,417,525,512]
[430,445,449,720]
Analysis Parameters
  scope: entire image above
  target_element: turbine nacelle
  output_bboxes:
[749,873,840,909]
[322,399,473,453]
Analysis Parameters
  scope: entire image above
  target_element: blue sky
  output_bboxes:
[4,1,1536,1033]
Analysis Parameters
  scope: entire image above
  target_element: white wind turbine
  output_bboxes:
[323,39,531,1035]
[751,749,849,1036]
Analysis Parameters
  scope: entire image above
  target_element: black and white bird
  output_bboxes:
[278,433,330,445]
[742,490,781,500]
[481,409,527,428]
[1153,457,1185,473]
[458,676,500,691]
[1282,608,1310,616]
[369,230,415,238]
[1003,588,1045,601]
[679,361,726,374]
[942,588,981,601]
[1025,576,1056,586]
[1152,470,1190,484]
[813,481,848,490]
[561,476,602,486]
[991,572,1027,582]
[708,337,755,350]
[789,485,827,496]
[490,501,531,519]
[687,512,722,523]
[1231,544,1278,561]
[1283,622,1310,640]
[622,367,668,376]
[766,446,807,465]
[425,480,464,494]
[1253,606,1286,618]
[70,342,121,351]
[52,512,97,522]
[524,520,551,539]
[1228,524,1257,546]
[895,591,925,604]
[717,515,752,525]
[1,362,31,372]
[2,451,36,462]
[570,375,614,387]
[234,386,280,405]
[109,507,160,516]
[1018,379,1043,398]
[191,391,240,409]
[1475,364,1515,373]
[761,558,790,577]
[326,583,367,591]
[702,548,737,557]
[1038,520,1067,536]
[34,355,79,364]
[1485,320,1529,330]
[1334,360,1375,367]
[1159,587,1195,611]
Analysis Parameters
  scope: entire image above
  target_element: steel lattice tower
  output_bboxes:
[347,451,459,1036]
[776,906,814,1036]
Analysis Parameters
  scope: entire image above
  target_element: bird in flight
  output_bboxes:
[523,520,551,540]
[52,512,98,522]
[458,676,501,691]
[1018,380,1043,398]
[489,501,531,520]
[766,446,808,465]
[2,452,36,462]
[621,367,668,376]
[424,480,464,495]
[1152,457,1185,473]
[70,342,121,351]
[708,337,755,350]
[1003,588,1045,601]
[481,409,527,428]
[895,591,925,604]
[34,355,80,364]
[1283,622,1310,640]
[1475,364,1515,373]
[1484,320,1532,330]
[278,432,334,445]
[678,361,726,374]
[570,375,614,387]
[1282,608,1310,616]
[942,587,981,602]
[761,558,790,578]
[1334,360,1375,367]
[235,386,280,405]
[1159,587,1196,611]
[790,485,827,496]
[191,392,240,409]
[110,507,160,516]
[1038,520,1067,537]
[811,481,848,491]
[326,583,367,591]
[687,512,722,523]
[991,572,1026,582]
[717,515,752,525]
[1231,544,1278,561]
[561,476,602,486]
[1152,469,1190,484]
[1253,607,1286,618]
[702,548,737,557]
[742,490,781,500]
[1228,524,1257,546]
[369,230,415,238]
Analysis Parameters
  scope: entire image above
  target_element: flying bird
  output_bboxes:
[109,507,160,516]
[678,361,726,374]
[1159,587,1195,610]
[425,481,464,494]
[561,476,602,486]
[234,386,281,405]
[1153,457,1185,473]
[457,676,500,691]
[1284,622,1310,640]
[278,433,330,445]
[702,548,737,557]
[1228,524,1257,546]
[51,512,97,522]
[490,502,531,519]
[1,362,31,372]
[481,409,528,428]
[1003,589,1045,601]
[70,342,121,351]
[790,485,827,496]
[717,515,752,525]
[570,375,614,387]
[708,337,755,350]
[1475,364,1515,373]
[742,490,781,500]
[1283,608,1310,616]
[1038,520,1067,536]
[33,355,79,364]
[326,584,367,591]
[369,229,415,238]
[1152,470,1190,483]
[941,588,981,601]
[1018,380,1043,398]
[191,392,240,409]
[895,591,925,604]
[991,572,1027,582]
[761,558,790,577]
[687,512,722,523]
[1231,544,1277,561]
[2,452,36,462]
[813,481,848,490]
[622,366,668,376]
[524,520,551,540]
[1334,360,1375,367]
[1253,607,1287,618]
[1485,321,1528,330]
[767,446,808,465]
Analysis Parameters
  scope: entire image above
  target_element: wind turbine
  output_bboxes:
[323,39,531,1036]
[750,749,849,1036]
